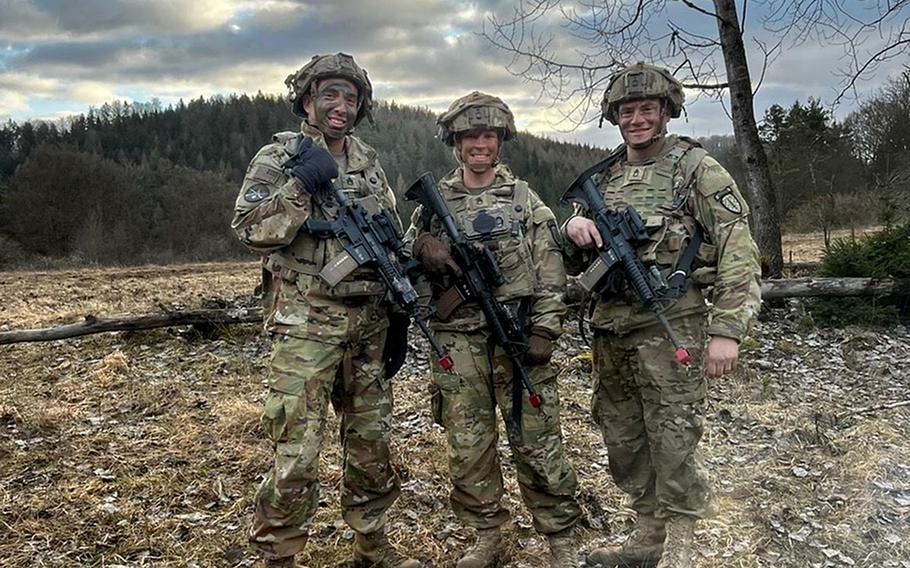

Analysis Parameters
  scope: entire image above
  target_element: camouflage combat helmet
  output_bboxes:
[285,52,373,127]
[437,91,517,146]
[601,62,685,125]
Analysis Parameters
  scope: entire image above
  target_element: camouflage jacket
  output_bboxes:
[231,123,399,342]
[406,165,567,336]
[562,135,761,341]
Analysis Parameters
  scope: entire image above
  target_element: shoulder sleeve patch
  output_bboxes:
[243,183,271,203]
[714,186,744,215]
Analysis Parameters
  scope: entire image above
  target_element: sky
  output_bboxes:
[1,0,906,149]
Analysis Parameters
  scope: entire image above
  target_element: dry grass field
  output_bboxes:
[1,237,908,568]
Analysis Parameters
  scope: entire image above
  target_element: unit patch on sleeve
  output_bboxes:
[244,184,271,203]
[714,187,743,215]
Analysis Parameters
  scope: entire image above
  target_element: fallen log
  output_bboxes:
[0,308,262,345]
[562,276,908,305]
[2,278,907,345]
[760,277,909,300]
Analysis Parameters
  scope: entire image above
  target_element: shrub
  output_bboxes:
[0,234,27,269]
[809,223,910,326]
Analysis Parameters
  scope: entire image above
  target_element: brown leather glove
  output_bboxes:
[526,327,556,365]
[414,233,461,275]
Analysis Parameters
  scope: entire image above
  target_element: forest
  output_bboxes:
[0,71,908,268]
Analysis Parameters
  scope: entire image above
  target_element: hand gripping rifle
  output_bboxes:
[405,172,542,439]
[284,136,454,375]
[561,150,699,366]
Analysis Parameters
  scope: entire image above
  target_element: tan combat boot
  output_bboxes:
[456,527,504,568]
[586,513,666,568]
[654,516,695,568]
[352,530,422,568]
[546,527,581,568]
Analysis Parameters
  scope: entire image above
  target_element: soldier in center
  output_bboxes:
[405,92,583,568]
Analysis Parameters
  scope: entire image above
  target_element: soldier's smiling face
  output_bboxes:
[457,128,501,174]
[616,98,670,148]
[303,78,359,140]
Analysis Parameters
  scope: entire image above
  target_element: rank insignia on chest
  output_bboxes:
[715,187,743,214]
[625,166,650,183]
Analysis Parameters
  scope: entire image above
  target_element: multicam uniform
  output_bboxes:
[406,164,581,535]
[232,121,402,559]
[563,133,761,519]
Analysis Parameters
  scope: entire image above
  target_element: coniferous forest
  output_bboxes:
[0,95,603,267]
[1,74,908,268]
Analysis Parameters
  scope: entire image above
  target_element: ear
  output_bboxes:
[302,94,315,118]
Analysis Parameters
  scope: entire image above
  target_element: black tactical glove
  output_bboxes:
[526,327,556,365]
[288,137,338,192]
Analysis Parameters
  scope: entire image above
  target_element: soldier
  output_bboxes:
[562,63,761,568]
[406,92,583,568]
[231,53,421,568]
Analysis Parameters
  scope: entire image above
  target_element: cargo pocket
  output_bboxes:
[261,392,300,443]
[521,368,560,436]
[655,365,706,404]
[432,370,463,428]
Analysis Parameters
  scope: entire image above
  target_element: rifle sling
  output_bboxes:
[664,225,704,299]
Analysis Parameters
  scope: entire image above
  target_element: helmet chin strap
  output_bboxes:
[625,129,664,150]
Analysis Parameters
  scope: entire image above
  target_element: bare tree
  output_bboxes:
[482,0,910,278]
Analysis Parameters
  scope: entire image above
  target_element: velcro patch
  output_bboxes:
[714,187,743,215]
[248,164,283,185]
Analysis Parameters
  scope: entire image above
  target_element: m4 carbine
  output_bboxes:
[284,135,454,376]
[405,172,542,439]
[561,149,701,366]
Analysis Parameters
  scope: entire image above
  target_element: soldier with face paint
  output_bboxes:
[231,53,421,568]
[562,63,761,568]
[405,92,583,568]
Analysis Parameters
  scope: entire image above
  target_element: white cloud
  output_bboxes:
[0,0,240,41]
[68,82,120,106]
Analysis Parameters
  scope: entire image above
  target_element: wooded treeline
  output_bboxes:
[0,95,603,267]
[0,72,908,268]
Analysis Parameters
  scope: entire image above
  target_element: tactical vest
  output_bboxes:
[432,173,537,302]
[264,131,395,297]
[591,136,718,332]
[598,135,714,278]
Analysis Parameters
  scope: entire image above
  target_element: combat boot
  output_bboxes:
[456,527,504,568]
[352,530,422,568]
[586,513,665,568]
[546,527,581,567]
[654,515,695,568]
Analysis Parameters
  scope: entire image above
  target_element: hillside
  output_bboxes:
[0,96,603,268]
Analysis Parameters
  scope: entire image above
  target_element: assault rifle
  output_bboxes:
[405,172,542,438]
[561,149,699,366]
[284,136,454,376]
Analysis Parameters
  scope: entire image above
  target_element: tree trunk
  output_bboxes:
[714,0,784,277]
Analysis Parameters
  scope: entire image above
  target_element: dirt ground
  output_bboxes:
[1,244,908,568]
[780,227,882,264]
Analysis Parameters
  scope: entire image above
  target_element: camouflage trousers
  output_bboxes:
[591,314,713,519]
[431,329,581,535]
[249,329,400,559]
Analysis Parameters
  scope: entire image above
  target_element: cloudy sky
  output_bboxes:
[1,0,906,148]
